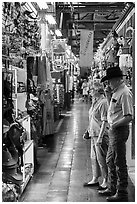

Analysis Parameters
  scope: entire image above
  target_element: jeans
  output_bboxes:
[106,126,129,193]
[91,135,109,179]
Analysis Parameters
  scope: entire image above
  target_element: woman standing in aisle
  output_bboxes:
[83,78,109,190]
[81,79,89,102]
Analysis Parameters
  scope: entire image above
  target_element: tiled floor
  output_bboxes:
[20,97,135,202]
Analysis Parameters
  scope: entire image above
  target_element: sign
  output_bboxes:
[52,39,66,72]
[80,30,94,67]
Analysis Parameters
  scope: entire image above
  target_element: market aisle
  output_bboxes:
[20,97,135,202]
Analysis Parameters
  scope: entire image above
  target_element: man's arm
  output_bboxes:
[110,114,132,129]
[104,86,112,105]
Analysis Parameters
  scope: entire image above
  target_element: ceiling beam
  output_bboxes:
[55,2,127,54]
[75,25,112,31]
[56,4,125,13]
[73,19,117,24]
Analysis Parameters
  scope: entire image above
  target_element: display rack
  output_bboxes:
[17,114,34,194]
[8,65,34,195]
[2,2,40,200]
[21,140,34,193]
[9,65,27,118]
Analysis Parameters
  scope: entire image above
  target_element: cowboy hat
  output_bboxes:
[3,163,18,170]
[101,66,125,83]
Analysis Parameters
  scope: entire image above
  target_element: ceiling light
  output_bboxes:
[55,29,62,37]
[37,2,48,10]
[46,15,56,25]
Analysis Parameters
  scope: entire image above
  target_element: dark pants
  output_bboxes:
[106,126,129,194]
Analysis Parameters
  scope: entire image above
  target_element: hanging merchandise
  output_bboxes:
[27,57,34,78]
[58,84,64,110]
[40,89,54,136]
[106,30,120,65]
[53,83,64,119]
[2,119,24,201]
[56,84,64,107]
[26,92,42,162]
[80,30,94,67]
[2,2,41,199]
[53,83,57,102]
[51,39,66,72]
[46,57,53,98]
[119,54,133,87]
[33,56,39,76]
[2,71,15,124]
[37,56,47,87]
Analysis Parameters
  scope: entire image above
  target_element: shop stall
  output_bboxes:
[2,2,40,201]
[101,4,135,166]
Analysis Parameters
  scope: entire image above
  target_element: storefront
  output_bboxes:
[101,4,135,166]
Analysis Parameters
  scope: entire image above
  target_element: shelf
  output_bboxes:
[20,172,33,193]
[3,106,12,114]
[23,140,33,152]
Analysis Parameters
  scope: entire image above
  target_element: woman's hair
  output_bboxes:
[93,78,104,94]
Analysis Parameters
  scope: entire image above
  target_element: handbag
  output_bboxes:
[83,130,91,140]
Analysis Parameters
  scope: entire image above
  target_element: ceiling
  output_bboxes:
[55,2,131,56]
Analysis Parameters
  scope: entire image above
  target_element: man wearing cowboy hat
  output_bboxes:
[98,66,133,202]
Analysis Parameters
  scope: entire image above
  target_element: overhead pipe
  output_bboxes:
[59,12,63,30]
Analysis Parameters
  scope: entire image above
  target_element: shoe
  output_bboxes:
[106,192,128,202]
[83,182,99,187]
[98,188,116,196]
[97,186,107,190]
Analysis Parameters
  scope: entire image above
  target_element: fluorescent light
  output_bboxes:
[55,29,62,37]
[50,30,54,35]
[26,2,37,15]
[46,15,56,25]
[37,2,48,10]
